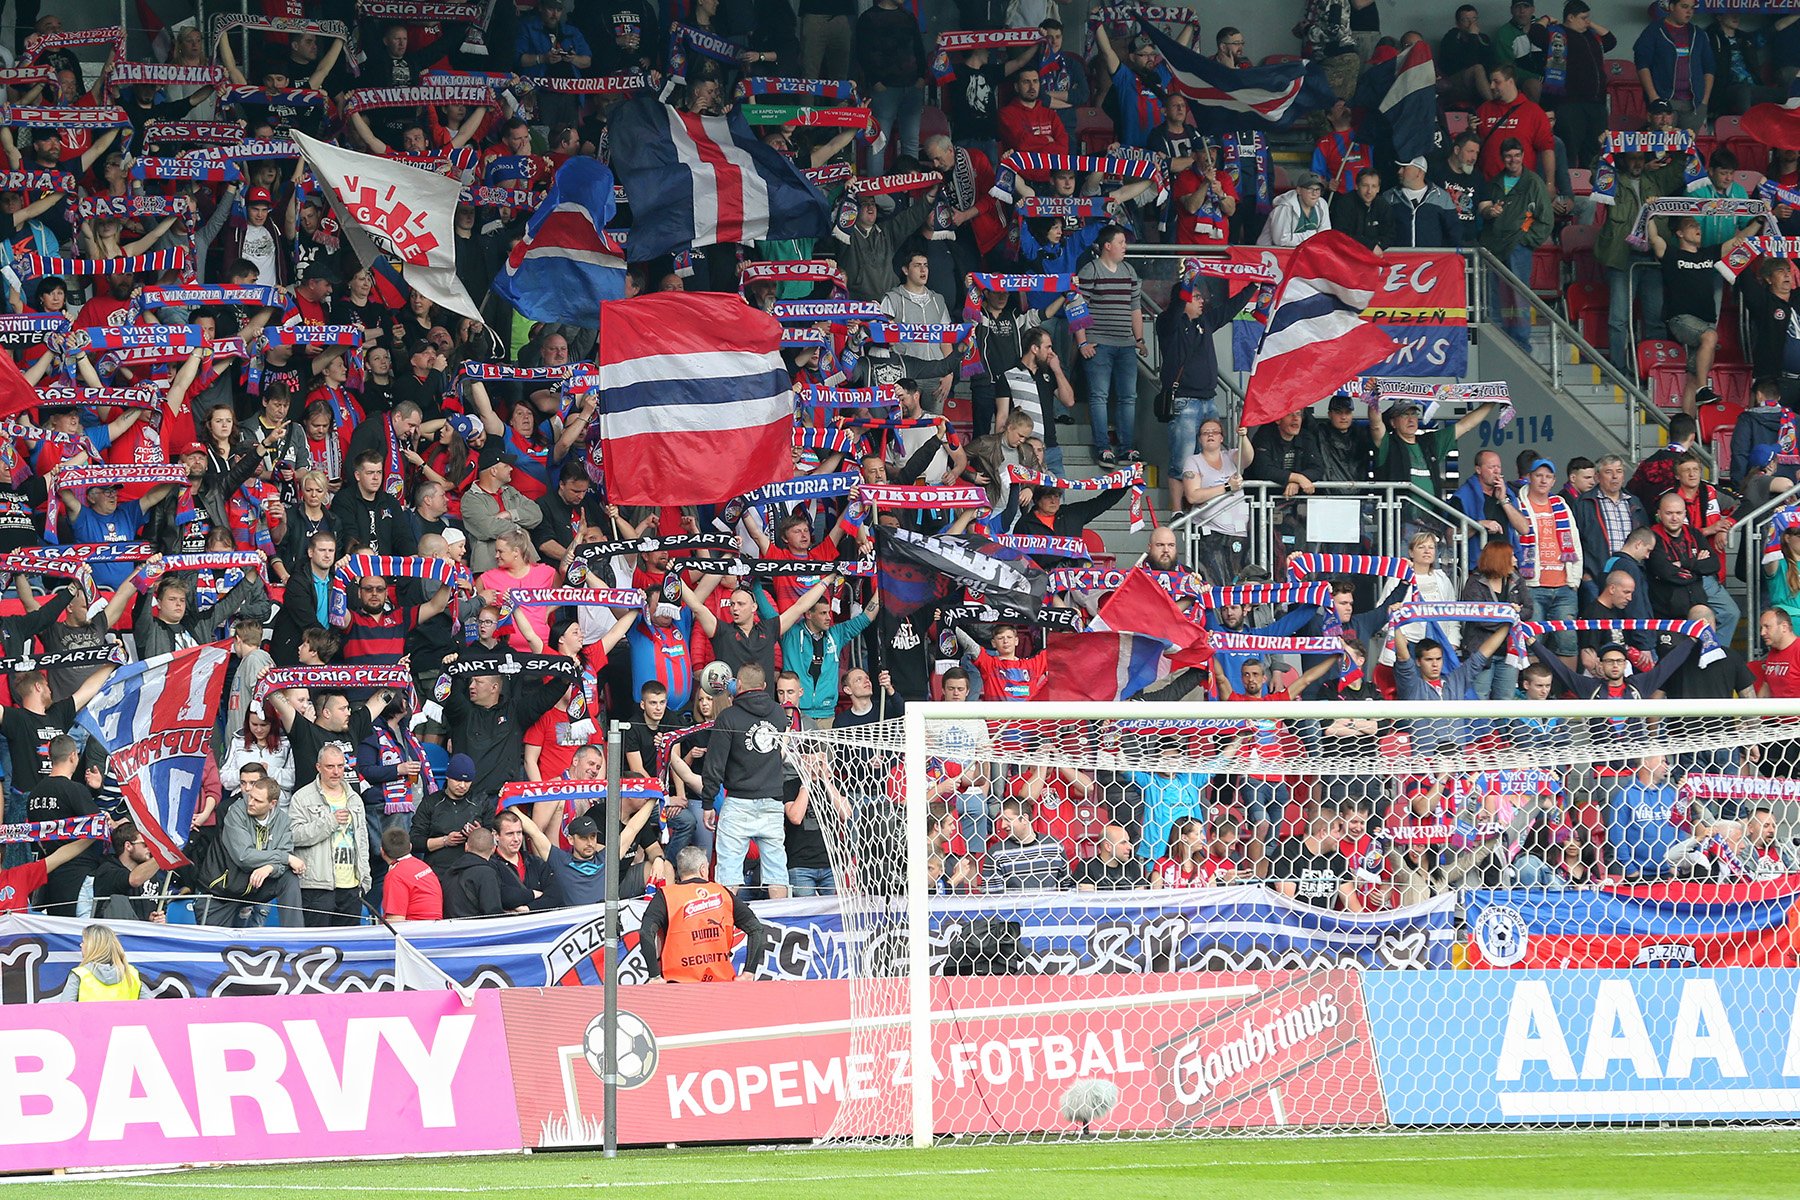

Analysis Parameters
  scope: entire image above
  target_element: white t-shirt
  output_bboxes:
[241,222,279,286]
[1179,450,1248,535]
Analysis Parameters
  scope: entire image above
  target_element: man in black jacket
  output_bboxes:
[699,663,792,898]
[441,650,581,803]
[442,826,507,917]
[411,754,489,880]
[1154,279,1254,510]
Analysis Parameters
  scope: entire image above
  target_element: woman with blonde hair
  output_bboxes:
[52,925,142,1001]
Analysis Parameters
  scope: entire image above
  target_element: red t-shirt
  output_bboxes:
[0,860,47,913]
[1474,97,1554,179]
[1172,168,1239,245]
[382,855,444,921]
[1754,640,1800,697]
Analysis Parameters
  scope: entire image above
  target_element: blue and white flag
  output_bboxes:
[494,157,628,329]
[1140,20,1333,133]
[606,95,832,260]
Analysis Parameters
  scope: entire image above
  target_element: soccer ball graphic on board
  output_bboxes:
[582,1009,659,1089]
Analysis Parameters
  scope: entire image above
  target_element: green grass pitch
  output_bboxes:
[11,1129,1798,1198]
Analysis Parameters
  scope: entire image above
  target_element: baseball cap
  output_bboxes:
[1528,457,1557,474]
[567,813,600,838]
[477,438,518,471]
[247,187,274,206]
[447,753,476,781]
[1597,644,1630,659]
[1754,444,1782,470]
[175,440,207,457]
[1648,99,1675,116]
[1396,155,1428,172]
[1127,33,1155,53]
[1295,171,1325,190]
[448,412,483,443]
[1387,400,1423,419]
[1328,394,1355,412]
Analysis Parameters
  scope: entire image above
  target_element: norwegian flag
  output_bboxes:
[606,95,831,261]
[76,643,234,868]
[1140,20,1334,132]
[493,156,628,328]
[1242,232,1400,427]
[595,292,792,506]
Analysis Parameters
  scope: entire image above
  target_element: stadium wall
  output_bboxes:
[4,968,1800,1174]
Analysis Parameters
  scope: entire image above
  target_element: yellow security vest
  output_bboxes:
[72,964,142,1001]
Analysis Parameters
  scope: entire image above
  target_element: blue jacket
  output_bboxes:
[1393,648,1491,756]
[1633,20,1715,103]
[517,17,593,77]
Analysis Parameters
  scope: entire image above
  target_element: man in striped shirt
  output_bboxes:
[1074,225,1145,467]
[988,798,1071,891]
[1000,327,1074,475]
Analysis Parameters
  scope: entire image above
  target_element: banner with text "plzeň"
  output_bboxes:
[1226,246,1468,377]
[499,971,1386,1145]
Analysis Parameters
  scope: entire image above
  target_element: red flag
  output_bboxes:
[595,293,792,506]
[1241,231,1398,428]
[1092,569,1205,653]
[1033,631,1172,702]
[0,352,42,421]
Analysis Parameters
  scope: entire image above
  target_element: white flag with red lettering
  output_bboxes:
[292,130,482,324]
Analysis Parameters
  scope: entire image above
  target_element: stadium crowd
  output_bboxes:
[0,0,1798,933]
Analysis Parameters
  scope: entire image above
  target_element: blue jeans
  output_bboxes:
[1238,779,1290,861]
[1084,343,1138,455]
[1041,445,1065,476]
[869,84,925,162]
[1530,584,1579,655]
[1470,659,1521,701]
[1494,244,1535,351]
[1702,576,1741,648]
[664,802,709,861]
[715,796,788,889]
[788,866,837,896]
[1166,393,1215,476]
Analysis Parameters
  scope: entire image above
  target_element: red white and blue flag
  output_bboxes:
[1140,20,1333,132]
[1034,631,1172,702]
[596,292,791,506]
[76,642,233,868]
[1242,231,1400,427]
[493,156,627,329]
[1352,39,1442,162]
[606,95,831,260]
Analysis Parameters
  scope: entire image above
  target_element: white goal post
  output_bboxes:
[791,697,1800,1147]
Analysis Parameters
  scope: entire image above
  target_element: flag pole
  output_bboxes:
[602,720,624,1160]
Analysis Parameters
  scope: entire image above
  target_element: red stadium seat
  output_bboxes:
[1445,111,1472,137]
[1560,221,1603,287]
[1270,163,1293,194]
[1712,426,1736,471]
[1528,243,1561,297]
[1566,280,1608,350]
[1712,364,1753,408]
[1733,169,1766,195]
[1260,53,1303,66]
[1647,360,1689,408]
[1692,133,1718,163]
[1604,58,1636,83]
[1568,167,1592,197]
[1713,114,1747,143]
[1637,337,1684,380]
[1609,81,1647,130]
[919,105,950,147]
[1725,138,1772,174]
[1073,107,1114,157]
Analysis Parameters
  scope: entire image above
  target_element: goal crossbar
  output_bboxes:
[873,697,1800,1147]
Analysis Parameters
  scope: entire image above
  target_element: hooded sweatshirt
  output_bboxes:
[698,688,789,807]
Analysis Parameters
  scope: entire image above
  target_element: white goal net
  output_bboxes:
[791,699,1800,1145]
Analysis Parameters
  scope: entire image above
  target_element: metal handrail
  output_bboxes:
[1174,478,1487,585]
[1469,247,1703,470]
[1123,243,1679,469]
[1725,487,1800,646]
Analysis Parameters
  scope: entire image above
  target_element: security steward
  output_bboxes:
[638,845,769,982]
